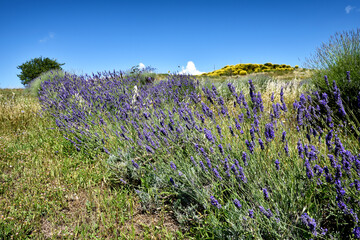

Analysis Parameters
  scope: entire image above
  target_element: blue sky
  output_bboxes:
[0,0,359,88]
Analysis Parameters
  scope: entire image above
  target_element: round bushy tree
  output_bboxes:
[17,57,65,86]
[305,29,360,111]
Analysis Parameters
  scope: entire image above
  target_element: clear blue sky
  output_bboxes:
[1,0,359,88]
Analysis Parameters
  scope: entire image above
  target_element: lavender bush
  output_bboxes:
[39,70,360,239]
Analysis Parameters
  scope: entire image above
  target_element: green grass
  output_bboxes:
[0,89,183,239]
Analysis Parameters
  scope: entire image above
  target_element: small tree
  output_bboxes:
[17,57,65,86]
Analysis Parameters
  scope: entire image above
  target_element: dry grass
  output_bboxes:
[0,89,184,239]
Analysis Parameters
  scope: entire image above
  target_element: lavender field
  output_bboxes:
[24,70,359,239]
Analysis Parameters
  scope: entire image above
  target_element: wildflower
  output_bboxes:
[190,156,197,166]
[264,123,275,141]
[242,152,248,166]
[263,188,269,200]
[199,161,208,172]
[229,125,234,136]
[297,140,304,159]
[233,199,242,209]
[170,161,177,170]
[206,157,212,169]
[218,144,224,155]
[210,196,222,209]
[132,160,139,169]
[234,118,241,130]
[170,177,177,187]
[227,82,236,95]
[305,160,313,179]
[301,213,317,236]
[204,128,215,143]
[324,75,329,87]
[259,206,272,219]
[284,141,289,156]
[353,227,360,238]
[216,125,222,137]
[250,126,255,141]
[281,131,286,142]
[245,139,254,154]
[213,167,222,180]
[346,71,351,83]
[259,138,265,150]
[238,113,244,123]
[275,159,280,171]
[249,209,254,218]
[146,145,154,153]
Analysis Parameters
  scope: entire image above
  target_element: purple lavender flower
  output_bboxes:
[273,103,280,119]
[210,196,222,209]
[146,145,154,153]
[324,75,329,86]
[313,165,323,176]
[323,166,333,183]
[275,159,280,171]
[200,147,207,158]
[234,118,241,130]
[284,141,289,156]
[245,139,254,154]
[233,199,242,209]
[325,130,333,151]
[263,188,269,200]
[259,206,272,219]
[281,131,286,142]
[199,161,208,172]
[353,227,360,239]
[305,159,313,179]
[227,82,236,95]
[170,161,177,170]
[259,138,265,150]
[229,125,234,136]
[264,123,275,141]
[297,140,304,159]
[238,113,244,123]
[216,125,222,137]
[170,177,177,187]
[242,152,248,166]
[190,156,197,166]
[249,209,254,218]
[271,92,275,102]
[213,167,222,180]
[206,157,212,169]
[301,213,317,236]
[132,160,139,169]
[346,71,351,83]
[218,144,224,155]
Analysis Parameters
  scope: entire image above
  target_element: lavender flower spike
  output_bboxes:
[210,196,222,209]
[233,199,242,209]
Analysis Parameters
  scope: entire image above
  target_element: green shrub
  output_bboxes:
[305,28,360,111]
[239,70,247,75]
[17,57,65,86]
